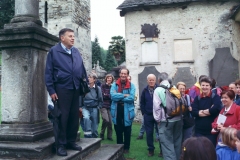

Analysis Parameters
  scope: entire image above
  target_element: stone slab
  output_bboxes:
[46,138,102,160]
[0,138,100,160]
[172,67,196,89]
[209,47,239,86]
[84,144,124,160]
[138,66,160,102]
[0,121,53,142]
[0,137,54,159]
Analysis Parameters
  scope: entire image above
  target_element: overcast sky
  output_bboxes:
[91,0,125,49]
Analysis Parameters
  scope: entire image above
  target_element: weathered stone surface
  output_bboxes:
[123,1,240,112]
[0,138,103,160]
[172,67,196,89]
[11,0,42,25]
[209,47,239,86]
[39,0,92,72]
[84,144,124,160]
[0,28,58,123]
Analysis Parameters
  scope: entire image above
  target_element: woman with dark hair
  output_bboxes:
[181,137,217,160]
[212,90,240,139]
[192,77,222,146]
[100,74,114,140]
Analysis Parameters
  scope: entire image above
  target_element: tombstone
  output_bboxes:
[209,47,239,86]
[172,67,196,89]
[138,66,160,101]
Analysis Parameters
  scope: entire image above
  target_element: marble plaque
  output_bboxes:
[141,41,158,63]
[174,39,193,61]
[138,66,160,102]
[172,67,196,89]
[209,47,239,86]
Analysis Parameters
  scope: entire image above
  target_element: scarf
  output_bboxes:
[116,78,131,93]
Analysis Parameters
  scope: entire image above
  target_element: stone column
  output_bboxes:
[0,0,59,159]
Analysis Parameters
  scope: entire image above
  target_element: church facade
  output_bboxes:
[118,0,240,119]
[39,0,92,72]
[118,0,240,96]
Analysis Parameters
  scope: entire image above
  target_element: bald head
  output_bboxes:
[147,74,156,88]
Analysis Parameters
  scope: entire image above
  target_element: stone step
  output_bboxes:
[84,144,125,160]
[45,138,101,160]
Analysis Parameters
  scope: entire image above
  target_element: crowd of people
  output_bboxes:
[45,28,240,160]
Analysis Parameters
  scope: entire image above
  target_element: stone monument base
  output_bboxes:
[0,121,53,142]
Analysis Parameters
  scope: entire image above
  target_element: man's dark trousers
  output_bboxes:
[56,87,79,146]
[144,114,157,151]
[114,103,131,150]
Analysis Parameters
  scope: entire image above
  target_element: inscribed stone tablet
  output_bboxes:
[174,39,193,61]
[141,41,158,63]
[209,47,239,86]
[172,67,196,89]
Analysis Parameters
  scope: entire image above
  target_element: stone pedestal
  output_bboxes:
[0,0,59,158]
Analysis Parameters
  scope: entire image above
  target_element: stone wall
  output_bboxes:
[124,2,240,120]
[39,0,91,72]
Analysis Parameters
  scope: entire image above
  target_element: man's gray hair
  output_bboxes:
[158,72,169,82]
[88,72,98,79]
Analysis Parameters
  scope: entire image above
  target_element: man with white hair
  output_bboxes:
[140,74,159,156]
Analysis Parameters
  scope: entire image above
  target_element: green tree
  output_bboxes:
[109,36,125,65]
[100,47,107,63]
[0,0,15,29]
[104,49,116,72]
[92,37,104,68]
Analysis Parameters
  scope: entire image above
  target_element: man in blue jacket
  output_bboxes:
[110,68,135,154]
[45,28,87,156]
[140,74,159,157]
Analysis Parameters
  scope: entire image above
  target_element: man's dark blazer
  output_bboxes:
[45,43,87,95]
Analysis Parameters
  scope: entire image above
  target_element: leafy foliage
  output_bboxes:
[0,0,15,29]
[92,37,104,69]
[104,48,117,72]
[109,36,125,65]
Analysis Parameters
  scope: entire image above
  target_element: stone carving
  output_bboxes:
[92,61,107,78]
[172,67,196,89]
[209,47,239,86]
[140,23,160,38]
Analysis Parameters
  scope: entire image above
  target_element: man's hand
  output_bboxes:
[124,94,130,97]
[51,93,58,101]
[79,108,82,112]
[188,106,192,111]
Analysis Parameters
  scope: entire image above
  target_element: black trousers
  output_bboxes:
[144,114,158,151]
[114,103,131,150]
[56,87,79,146]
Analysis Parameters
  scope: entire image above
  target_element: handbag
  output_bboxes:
[79,79,90,96]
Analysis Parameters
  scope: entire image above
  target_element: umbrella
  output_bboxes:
[51,100,61,153]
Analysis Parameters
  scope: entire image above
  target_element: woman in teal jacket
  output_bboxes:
[110,68,135,153]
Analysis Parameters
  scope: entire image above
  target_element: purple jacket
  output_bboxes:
[101,83,112,108]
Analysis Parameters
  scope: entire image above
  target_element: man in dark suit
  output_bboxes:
[45,28,87,156]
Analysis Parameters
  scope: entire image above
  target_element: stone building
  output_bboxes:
[39,0,91,72]
[117,0,240,120]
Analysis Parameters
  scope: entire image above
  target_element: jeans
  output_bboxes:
[82,107,99,138]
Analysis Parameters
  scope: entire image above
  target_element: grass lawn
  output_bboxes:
[80,120,163,160]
